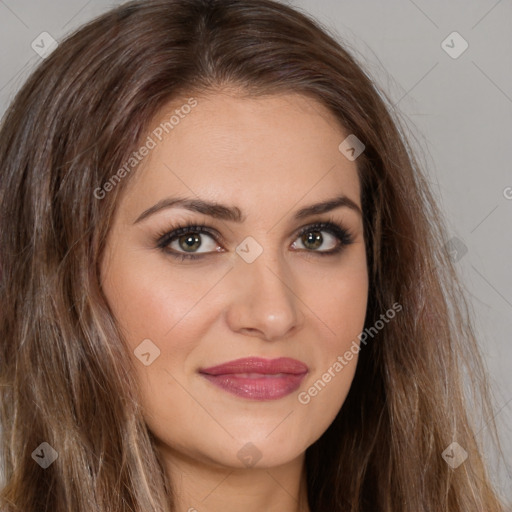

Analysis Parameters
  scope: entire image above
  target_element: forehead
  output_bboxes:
[119,91,361,221]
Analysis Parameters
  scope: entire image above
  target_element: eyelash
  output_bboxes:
[154,216,354,262]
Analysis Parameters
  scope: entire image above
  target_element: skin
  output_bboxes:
[100,90,369,512]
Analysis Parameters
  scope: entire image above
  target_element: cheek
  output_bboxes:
[298,253,368,345]
[101,253,223,433]
[102,246,223,347]
[295,258,368,416]
[316,277,368,335]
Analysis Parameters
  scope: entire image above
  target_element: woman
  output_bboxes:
[0,0,506,510]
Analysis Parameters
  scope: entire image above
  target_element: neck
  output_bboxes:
[160,446,311,512]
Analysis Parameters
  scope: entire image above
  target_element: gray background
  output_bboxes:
[0,0,510,503]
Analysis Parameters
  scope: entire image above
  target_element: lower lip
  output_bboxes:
[200,373,307,400]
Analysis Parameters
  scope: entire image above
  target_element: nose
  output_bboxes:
[224,248,305,341]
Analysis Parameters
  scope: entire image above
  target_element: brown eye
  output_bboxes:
[166,231,218,255]
[301,230,325,250]
[157,225,221,260]
[292,221,353,254]
[177,232,203,252]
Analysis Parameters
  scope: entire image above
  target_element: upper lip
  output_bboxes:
[199,357,308,376]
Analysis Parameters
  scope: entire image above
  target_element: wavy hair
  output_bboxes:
[0,0,506,510]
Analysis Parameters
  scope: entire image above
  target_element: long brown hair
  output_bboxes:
[0,0,506,510]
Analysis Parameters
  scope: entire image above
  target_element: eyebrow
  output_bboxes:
[133,194,362,224]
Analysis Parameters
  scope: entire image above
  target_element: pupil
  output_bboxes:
[303,231,322,250]
[179,233,201,252]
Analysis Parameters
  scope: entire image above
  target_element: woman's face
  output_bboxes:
[100,91,368,471]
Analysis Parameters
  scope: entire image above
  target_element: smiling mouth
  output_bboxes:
[198,357,309,400]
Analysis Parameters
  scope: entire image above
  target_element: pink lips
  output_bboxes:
[199,357,308,400]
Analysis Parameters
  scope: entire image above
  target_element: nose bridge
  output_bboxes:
[225,238,303,339]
